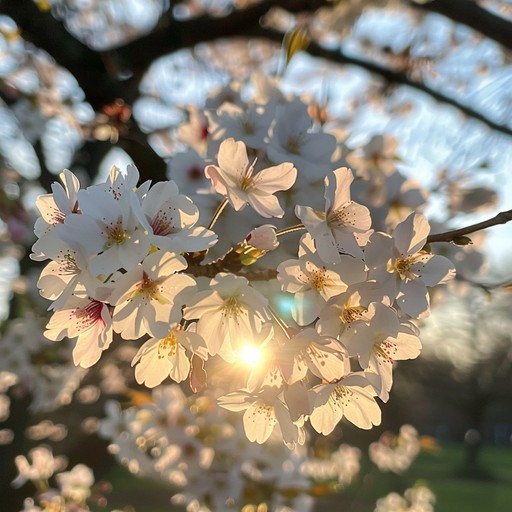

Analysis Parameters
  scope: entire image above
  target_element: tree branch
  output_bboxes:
[427,209,512,244]
[250,26,512,138]
[410,0,512,51]
[5,0,512,139]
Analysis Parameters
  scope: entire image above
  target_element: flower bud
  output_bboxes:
[246,225,279,251]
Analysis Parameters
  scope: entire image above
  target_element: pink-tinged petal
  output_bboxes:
[183,291,223,319]
[225,186,250,211]
[292,289,323,326]
[113,297,149,339]
[396,279,430,318]
[243,401,277,443]
[415,254,456,286]
[253,163,297,194]
[274,401,302,448]
[332,231,365,259]
[150,251,188,278]
[204,165,228,196]
[247,192,284,218]
[217,390,253,412]
[330,202,372,233]
[295,203,323,224]
[393,213,430,255]
[309,389,342,435]
[168,345,191,382]
[73,320,112,368]
[391,327,422,360]
[216,138,250,177]
[342,386,381,430]
[283,381,312,422]
[326,167,354,212]
[364,232,394,269]
[133,339,171,388]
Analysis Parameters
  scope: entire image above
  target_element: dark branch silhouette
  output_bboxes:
[427,209,512,244]
[2,0,512,149]
[411,0,512,51]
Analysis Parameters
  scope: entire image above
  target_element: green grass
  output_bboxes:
[315,443,512,511]
[409,444,512,512]
[95,444,512,512]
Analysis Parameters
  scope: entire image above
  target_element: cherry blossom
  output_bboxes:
[56,186,150,277]
[365,213,456,318]
[266,98,337,180]
[183,272,270,361]
[296,167,372,261]
[132,324,208,387]
[218,386,306,448]
[31,169,81,261]
[277,234,367,325]
[308,373,382,435]
[277,327,350,385]
[109,250,196,339]
[44,295,113,368]
[205,138,297,218]
[139,180,217,253]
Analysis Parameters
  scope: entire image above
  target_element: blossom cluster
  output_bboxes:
[98,384,318,512]
[11,445,120,512]
[31,77,459,447]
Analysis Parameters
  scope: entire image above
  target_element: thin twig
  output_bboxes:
[427,209,512,244]
[208,198,229,230]
[276,224,305,237]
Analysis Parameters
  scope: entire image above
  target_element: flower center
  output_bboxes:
[389,255,414,279]
[308,268,328,291]
[327,206,355,228]
[158,332,178,359]
[105,218,129,248]
[58,251,79,275]
[221,296,244,318]
[340,306,365,324]
[150,213,175,236]
[72,300,105,332]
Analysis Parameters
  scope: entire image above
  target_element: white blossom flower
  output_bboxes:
[183,273,269,362]
[131,324,208,387]
[218,386,306,448]
[109,250,196,339]
[35,238,97,310]
[277,234,367,325]
[56,464,94,502]
[31,169,81,261]
[266,98,337,180]
[12,446,67,488]
[139,180,217,252]
[206,101,274,149]
[365,213,456,318]
[296,167,372,261]
[246,225,279,251]
[309,373,381,435]
[56,186,150,276]
[369,425,420,474]
[45,295,113,368]
[277,327,350,385]
[205,138,297,218]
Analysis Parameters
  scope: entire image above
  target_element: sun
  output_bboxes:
[238,344,263,366]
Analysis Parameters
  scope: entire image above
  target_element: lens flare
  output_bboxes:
[238,344,263,366]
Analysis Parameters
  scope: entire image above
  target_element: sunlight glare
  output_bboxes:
[238,344,263,366]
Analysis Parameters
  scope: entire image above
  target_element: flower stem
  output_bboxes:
[275,224,305,237]
[208,198,229,230]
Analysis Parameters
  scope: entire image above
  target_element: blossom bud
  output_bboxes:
[246,225,279,251]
